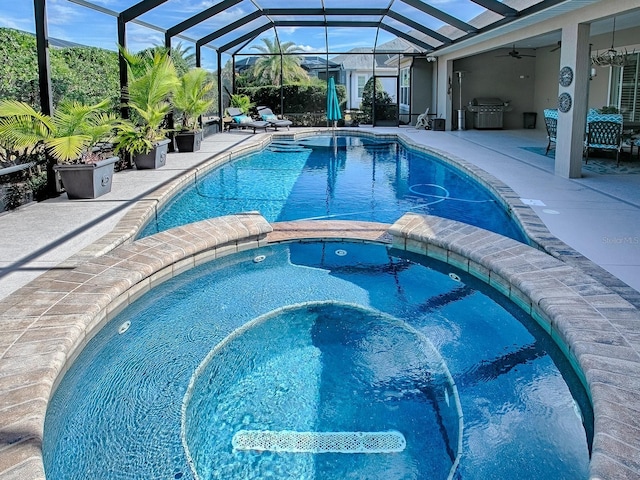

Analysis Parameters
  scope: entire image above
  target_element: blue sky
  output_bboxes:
[0,0,485,69]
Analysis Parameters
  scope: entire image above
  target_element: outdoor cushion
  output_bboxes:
[261,114,278,121]
[233,115,252,124]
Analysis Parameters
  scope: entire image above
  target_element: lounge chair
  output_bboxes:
[257,106,292,130]
[226,107,270,133]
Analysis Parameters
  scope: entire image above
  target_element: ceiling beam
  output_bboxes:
[120,0,168,23]
[217,22,274,52]
[166,0,243,37]
[274,20,380,28]
[379,24,433,51]
[470,0,518,17]
[398,0,477,33]
[262,8,387,16]
[386,10,451,45]
[197,11,264,48]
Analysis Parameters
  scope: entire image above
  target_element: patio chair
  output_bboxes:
[585,120,624,166]
[226,107,270,133]
[543,109,557,156]
[257,106,292,130]
[415,107,430,130]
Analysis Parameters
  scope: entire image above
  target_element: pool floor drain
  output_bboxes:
[118,321,131,334]
[253,255,266,263]
[335,249,347,256]
[232,430,406,454]
[448,273,461,282]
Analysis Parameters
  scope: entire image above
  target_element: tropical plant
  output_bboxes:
[250,38,309,86]
[0,99,118,163]
[173,68,214,131]
[114,48,178,156]
[598,105,620,114]
[228,94,254,114]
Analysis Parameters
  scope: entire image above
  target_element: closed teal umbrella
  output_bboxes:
[326,77,342,128]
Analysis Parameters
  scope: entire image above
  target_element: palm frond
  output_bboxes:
[46,135,92,163]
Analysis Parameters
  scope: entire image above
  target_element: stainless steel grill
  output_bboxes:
[468,97,507,129]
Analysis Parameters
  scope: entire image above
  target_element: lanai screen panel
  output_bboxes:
[26,0,569,57]
[326,27,384,54]
[180,3,260,42]
[261,26,328,54]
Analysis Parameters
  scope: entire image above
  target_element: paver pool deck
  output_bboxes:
[0,127,639,479]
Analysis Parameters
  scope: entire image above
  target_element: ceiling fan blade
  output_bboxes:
[550,41,561,52]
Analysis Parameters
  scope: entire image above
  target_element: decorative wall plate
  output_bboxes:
[559,66,574,87]
[558,92,572,113]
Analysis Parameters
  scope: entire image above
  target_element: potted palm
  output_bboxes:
[173,68,214,152]
[0,99,119,199]
[114,48,178,169]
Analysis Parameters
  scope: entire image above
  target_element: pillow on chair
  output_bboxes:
[233,115,252,124]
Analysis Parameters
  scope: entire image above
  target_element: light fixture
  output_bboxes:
[592,17,631,67]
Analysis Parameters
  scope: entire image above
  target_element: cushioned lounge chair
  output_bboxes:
[226,107,269,133]
[257,106,292,130]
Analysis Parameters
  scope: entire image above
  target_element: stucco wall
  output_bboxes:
[453,50,536,130]
[410,58,434,124]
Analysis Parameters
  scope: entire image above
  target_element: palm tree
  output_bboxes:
[173,68,214,131]
[115,48,179,156]
[250,38,309,86]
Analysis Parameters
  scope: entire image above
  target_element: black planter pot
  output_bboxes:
[175,131,202,152]
[53,156,118,199]
[133,138,170,169]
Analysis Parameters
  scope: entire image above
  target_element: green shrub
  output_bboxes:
[0,28,119,110]
[238,83,346,124]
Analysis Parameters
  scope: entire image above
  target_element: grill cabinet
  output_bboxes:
[468,98,507,129]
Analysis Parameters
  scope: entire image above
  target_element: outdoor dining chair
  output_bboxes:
[543,109,558,156]
[585,120,624,166]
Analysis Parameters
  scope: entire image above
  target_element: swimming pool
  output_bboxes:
[139,134,527,243]
[43,241,591,479]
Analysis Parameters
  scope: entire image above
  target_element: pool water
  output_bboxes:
[184,302,462,479]
[43,242,591,479]
[140,135,527,242]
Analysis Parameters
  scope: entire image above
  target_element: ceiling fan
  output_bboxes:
[496,45,536,59]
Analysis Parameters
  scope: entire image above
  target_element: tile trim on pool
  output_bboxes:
[387,213,640,480]
[85,128,637,307]
[0,213,639,479]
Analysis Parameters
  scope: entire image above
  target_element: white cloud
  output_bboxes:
[297,44,322,53]
[47,0,82,26]
[0,16,31,31]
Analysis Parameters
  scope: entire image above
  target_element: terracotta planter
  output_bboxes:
[133,138,170,169]
[175,131,202,152]
[53,156,118,200]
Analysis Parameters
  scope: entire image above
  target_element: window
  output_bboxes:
[400,67,410,106]
[357,75,367,98]
[609,53,640,122]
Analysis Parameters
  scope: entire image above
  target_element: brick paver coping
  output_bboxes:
[0,213,639,479]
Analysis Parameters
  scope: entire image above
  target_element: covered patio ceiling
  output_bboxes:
[67,0,567,56]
